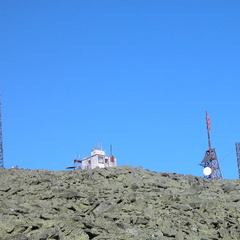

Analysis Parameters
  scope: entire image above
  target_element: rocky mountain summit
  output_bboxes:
[0,166,240,240]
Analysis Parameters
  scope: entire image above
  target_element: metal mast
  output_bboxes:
[0,97,4,168]
[235,143,240,179]
[199,111,222,179]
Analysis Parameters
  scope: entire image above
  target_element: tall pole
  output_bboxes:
[235,143,240,179]
[200,111,222,179]
[206,111,211,150]
[110,144,112,156]
[0,96,4,168]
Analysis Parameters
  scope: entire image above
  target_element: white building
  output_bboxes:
[67,147,117,170]
[81,148,117,169]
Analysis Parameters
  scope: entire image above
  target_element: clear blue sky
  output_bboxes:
[1,1,240,179]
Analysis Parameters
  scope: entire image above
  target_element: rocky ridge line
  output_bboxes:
[0,166,240,239]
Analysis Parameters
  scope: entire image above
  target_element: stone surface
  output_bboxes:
[0,166,240,239]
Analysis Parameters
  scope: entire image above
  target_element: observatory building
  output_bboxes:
[67,146,117,170]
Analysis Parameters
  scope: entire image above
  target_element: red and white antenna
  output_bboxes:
[206,111,211,149]
[199,111,222,179]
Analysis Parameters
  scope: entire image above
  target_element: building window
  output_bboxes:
[88,160,91,165]
[105,158,108,163]
[98,156,104,163]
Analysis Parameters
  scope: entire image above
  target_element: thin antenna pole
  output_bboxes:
[0,96,4,168]
[206,111,211,150]
[110,145,112,156]
[236,143,240,179]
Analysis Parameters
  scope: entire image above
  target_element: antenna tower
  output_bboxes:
[0,97,4,168]
[110,145,112,156]
[199,111,222,179]
[235,143,240,179]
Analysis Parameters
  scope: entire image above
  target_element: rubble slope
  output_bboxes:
[0,166,240,239]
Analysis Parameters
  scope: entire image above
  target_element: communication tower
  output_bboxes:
[0,97,4,168]
[235,143,240,179]
[199,111,222,179]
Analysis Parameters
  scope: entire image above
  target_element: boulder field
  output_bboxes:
[0,165,240,239]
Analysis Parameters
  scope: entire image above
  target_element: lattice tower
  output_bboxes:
[235,143,240,179]
[0,98,4,168]
[199,111,222,179]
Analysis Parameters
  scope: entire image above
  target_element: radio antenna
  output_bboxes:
[199,111,222,179]
[0,96,4,168]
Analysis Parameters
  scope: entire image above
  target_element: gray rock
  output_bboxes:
[0,166,240,239]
